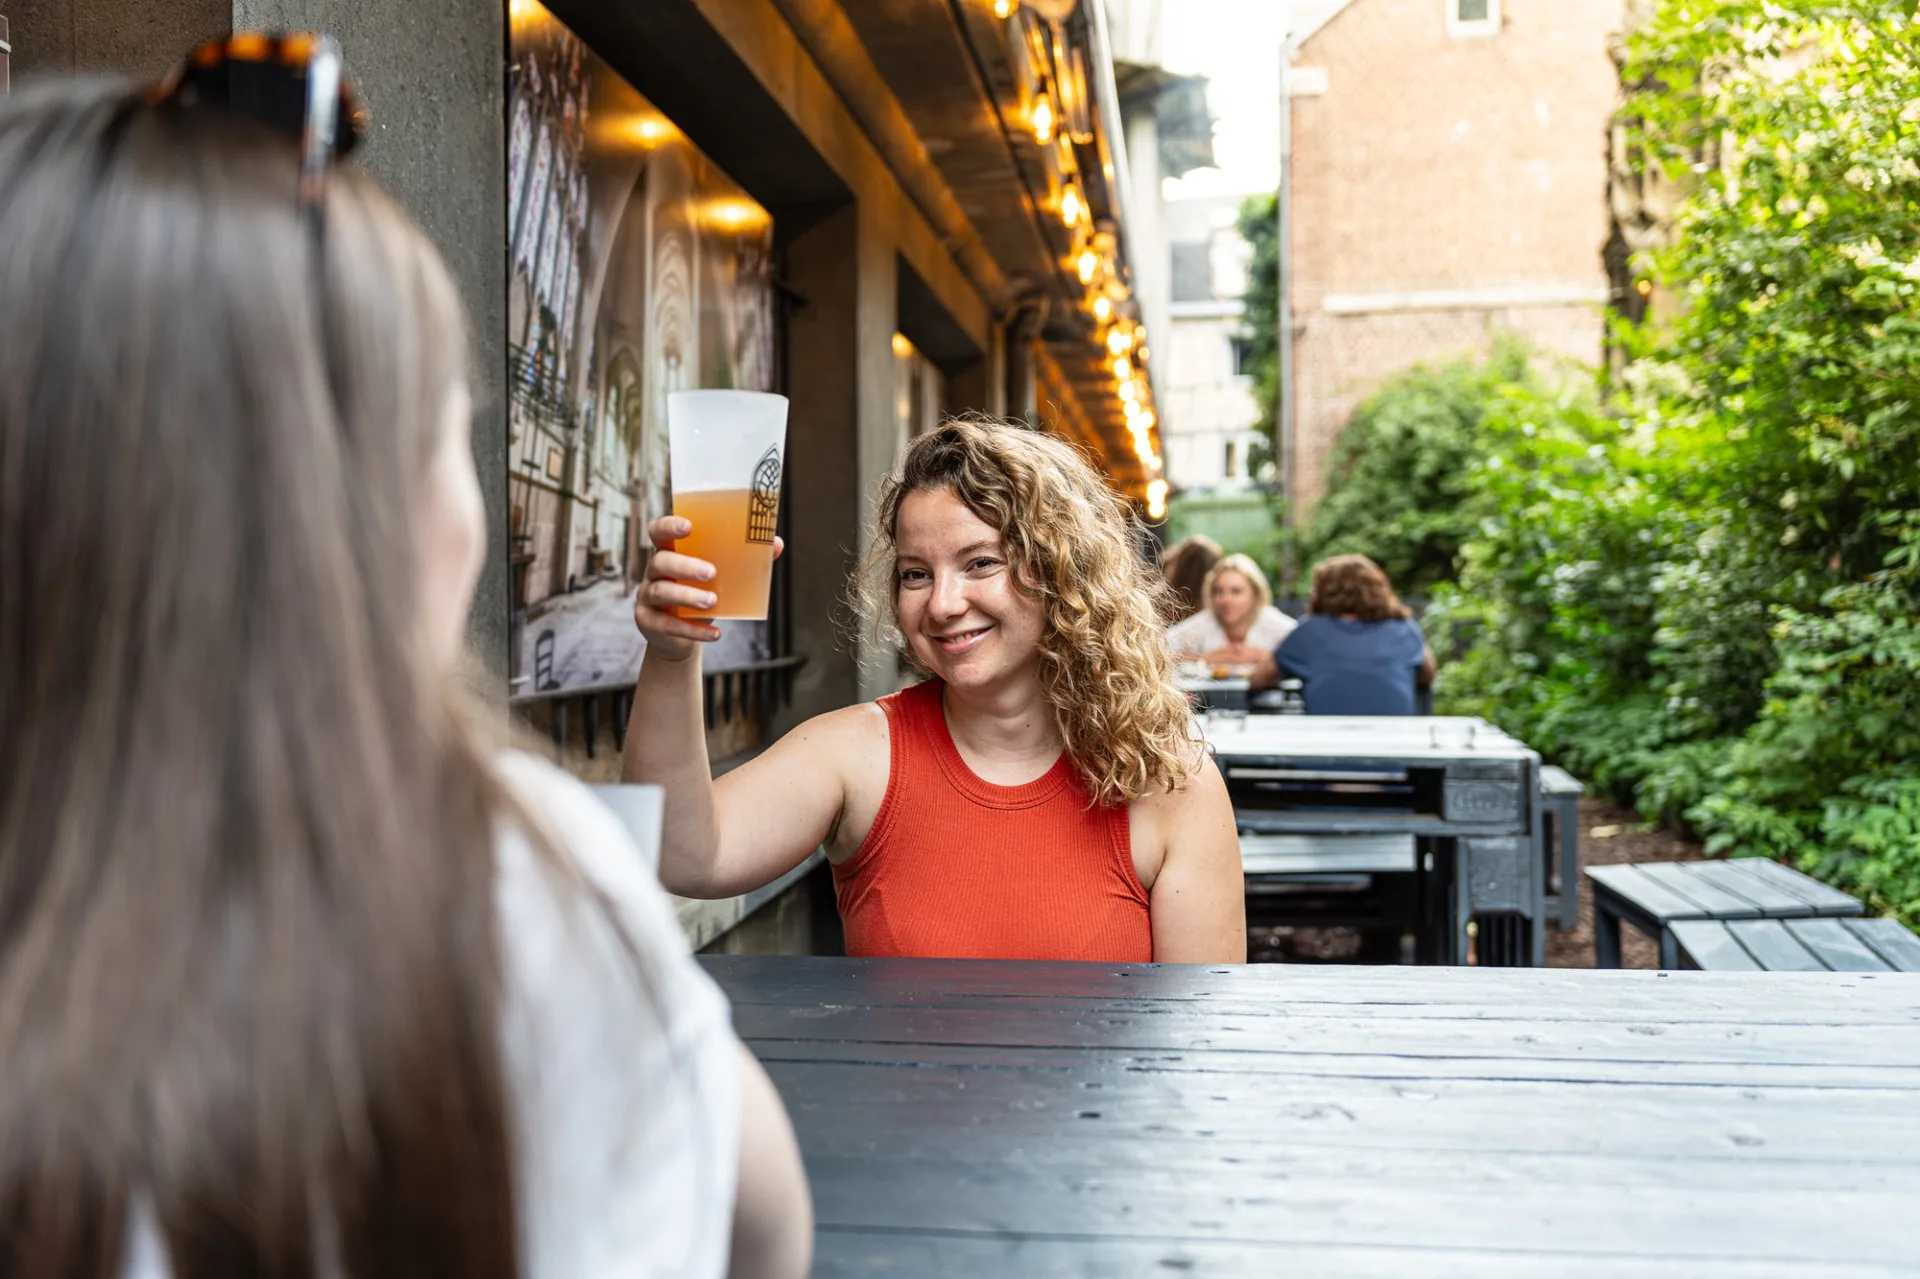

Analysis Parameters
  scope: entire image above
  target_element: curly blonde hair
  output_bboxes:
[854,418,1195,807]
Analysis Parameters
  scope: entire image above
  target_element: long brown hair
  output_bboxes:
[1307,553,1413,621]
[854,419,1195,807]
[0,82,517,1274]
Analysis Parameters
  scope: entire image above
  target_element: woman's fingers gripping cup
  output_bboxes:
[634,516,724,660]
[666,390,788,622]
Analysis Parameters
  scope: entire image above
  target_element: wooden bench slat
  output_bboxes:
[1538,764,1584,796]
[1725,920,1826,971]
[1640,862,1766,920]
[1785,918,1892,972]
[1239,833,1416,875]
[1723,857,1863,916]
[1846,917,1920,973]
[1586,863,1714,921]
[1700,860,1822,918]
[1670,920,1762,971]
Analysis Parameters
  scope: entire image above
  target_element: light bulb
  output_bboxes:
[1111,356,1132,382]
[1077,247,1099,285]
[1092,294,1113,322]
[1118,381,1137,404]
[1031,93,1055,145]
[1060,182,1084,228]
[994,0,1016,16]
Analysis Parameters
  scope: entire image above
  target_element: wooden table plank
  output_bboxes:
[1786,918,1893,972]
[1708,860,1824,918]
[707,957,1920,1275]
[1848,917,1920,972]
[1671,920,1762,970]
[1654,863,1769,919]
[1729,857,1865,916]
[1724,920,1827,972]
[1588,863,1717,921]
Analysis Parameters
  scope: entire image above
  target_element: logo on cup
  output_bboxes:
[747,446,781,544]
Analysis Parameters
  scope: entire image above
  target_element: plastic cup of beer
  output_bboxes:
[667,389,789,620]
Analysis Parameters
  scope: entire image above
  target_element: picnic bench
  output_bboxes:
[1538,763,1583,930]
[1587,857,1865,969]
[710,954,1920,1275]
[1672,915,1920,972]
[1204,715,1544,965]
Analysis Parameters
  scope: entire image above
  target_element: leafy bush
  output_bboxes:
[1426,0,1920,926]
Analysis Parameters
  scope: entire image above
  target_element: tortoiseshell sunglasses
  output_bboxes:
[149,32,370,231]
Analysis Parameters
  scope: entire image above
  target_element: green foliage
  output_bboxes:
[1429,0,1920,926]
[1300,343,1585,597]
[1235,193,1280,478]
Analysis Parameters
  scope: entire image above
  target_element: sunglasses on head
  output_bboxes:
[149,32,369,227]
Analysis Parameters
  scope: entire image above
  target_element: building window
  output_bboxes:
[1229,336,1256,378]
[1224,441,1239,479]
[1447,0,1499,37]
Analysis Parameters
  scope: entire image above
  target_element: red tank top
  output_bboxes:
[832,680,1152,961]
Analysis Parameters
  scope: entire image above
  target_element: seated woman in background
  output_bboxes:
[1167,553,1296,670]
[1158,533,1222,620]
[0,70,807,1277]
[625,420,1245,965]
[1253,554,1435,715]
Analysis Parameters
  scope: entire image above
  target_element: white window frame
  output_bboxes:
[1446,0,1500,38]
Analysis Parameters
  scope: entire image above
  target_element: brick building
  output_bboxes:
[1284,0,1623,511]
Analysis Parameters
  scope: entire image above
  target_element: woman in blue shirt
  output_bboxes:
[1253,555,1435,715]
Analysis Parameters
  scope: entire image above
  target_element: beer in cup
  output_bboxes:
[667,389,788,620]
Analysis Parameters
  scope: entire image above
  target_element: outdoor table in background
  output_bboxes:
[1199,714,1543,965]
[711,955,1920,1276]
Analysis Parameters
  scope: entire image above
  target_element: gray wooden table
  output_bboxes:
[1200,715,1543,965]
[710,955,1920,1276]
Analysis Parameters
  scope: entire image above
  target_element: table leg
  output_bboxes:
[1658,926,1680,972]
[1595,901,1624,969]
[1558,806,1581,932]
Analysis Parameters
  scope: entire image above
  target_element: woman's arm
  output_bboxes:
[729,1042,812,1279]
[1416,643,1437,688]
[1136,758,1247,963]
[621,516,861,898]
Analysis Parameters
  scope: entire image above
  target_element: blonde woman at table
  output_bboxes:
[625,419,1246,963]
[0,74,808,1278]
[1167,553,1297,671]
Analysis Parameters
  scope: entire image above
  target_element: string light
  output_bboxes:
[1146,480,1168,520]
[891,332,914,358]
[1118,381,1138,404]
[1059,181,1084,228]
[1076,246,1099,285]
[1031,93,1056,145]
[1106,325,1135,356]
[1092,294,1113,323]
[1111,356,1132,382]
[993,0,1017,16]
[1133,408,1155,431]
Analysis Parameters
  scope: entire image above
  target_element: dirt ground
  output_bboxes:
[1247,796,1704,967]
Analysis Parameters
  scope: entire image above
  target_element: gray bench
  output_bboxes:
[1672,916,1920,971]
[1587,858,1863,969]
[1538,764,1583,930]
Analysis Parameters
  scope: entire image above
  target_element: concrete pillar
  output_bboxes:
[11,0,510,689]
[779,206,865,727]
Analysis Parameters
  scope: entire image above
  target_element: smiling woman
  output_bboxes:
[623,418,1246,964]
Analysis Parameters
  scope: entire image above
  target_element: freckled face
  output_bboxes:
[893,487,1047,692]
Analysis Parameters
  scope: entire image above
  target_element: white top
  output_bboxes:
[1168,604,1297,657]
[123,752,740,1279]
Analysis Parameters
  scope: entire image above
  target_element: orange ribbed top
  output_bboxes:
[832,679,1152,961]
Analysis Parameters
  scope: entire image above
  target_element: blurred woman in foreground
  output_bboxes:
[1167,552,1296,671]
[0,62,805,1277]
[1254,554,1435,714]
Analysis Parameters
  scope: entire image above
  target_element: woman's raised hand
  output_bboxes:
[632,515,783,661]
[634,515,722,662]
